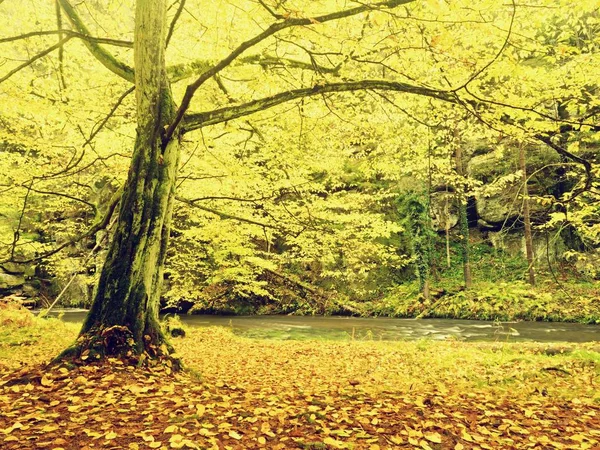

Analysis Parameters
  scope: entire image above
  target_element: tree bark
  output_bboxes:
[519,144,535,286]
[454,143,472,289]
[59,0,181,364]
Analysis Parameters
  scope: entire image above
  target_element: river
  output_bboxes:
[41,310,600,343]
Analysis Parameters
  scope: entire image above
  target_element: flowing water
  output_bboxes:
[41,310,600,343]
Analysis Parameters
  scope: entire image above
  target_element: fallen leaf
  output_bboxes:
[424,432,442,443]
[228,430,242,440]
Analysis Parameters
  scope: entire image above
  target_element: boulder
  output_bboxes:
[488,231,565,262]
[468,144,561,226]
[0,272,25,293]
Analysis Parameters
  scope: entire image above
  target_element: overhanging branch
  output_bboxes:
[164,0,415,142]
[182,80,455,131]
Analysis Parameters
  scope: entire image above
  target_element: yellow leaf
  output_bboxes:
[461,430,473,442]
[228,431,242,440]
[40,376,54,387]
[128,444,139,450]
[323,437,347,449]
[73,376,87,385]
[169,434,185,448]
[164,425,178,433]
[390,436,404,444]
[424,432,442,443]
[258,436,266,445]
[149,442,162,449]
[105,431,117,440]
[454,443,465,450]
[420,440,433,450]
[409,437,420,446]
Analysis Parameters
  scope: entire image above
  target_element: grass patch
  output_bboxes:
[0,302,79,369]
[370,280,600,323]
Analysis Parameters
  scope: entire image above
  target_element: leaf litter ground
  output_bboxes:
[0,313,599,449]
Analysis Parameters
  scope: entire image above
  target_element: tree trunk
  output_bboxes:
[58,0,181,364]
[454,142,472,289]
[519,144,535,286]
[444,192,451,268]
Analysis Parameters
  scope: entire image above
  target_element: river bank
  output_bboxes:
[162,280,600,325]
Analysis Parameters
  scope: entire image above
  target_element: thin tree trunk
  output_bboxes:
[445,192,451,268]
[58,0,181,363]
[454,140,472,289]
[519,144,535,286]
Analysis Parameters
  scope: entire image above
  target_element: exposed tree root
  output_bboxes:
[49,325,183,372]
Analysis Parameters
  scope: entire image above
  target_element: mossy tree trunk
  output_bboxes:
[61,0,180,363]
[454,143,472,289]
[405,194,431,300]
[519,144,535,286]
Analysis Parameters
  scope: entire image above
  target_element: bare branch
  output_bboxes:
[176,196,283,231]
[166,0,186,47]
[534,134,593,200]
[0,30,133,47]
[0,36,72,85]
[183,79,454,132]
[57,0,134,82]
[55,0,67,89]
[257,0,283,19]
[164,0,416,141]
[83,86,135,147]
[240,54,341,74]
[2,186,123,265]
[21,185,97,215]
[452,0,516,92]
[10,181,33,261]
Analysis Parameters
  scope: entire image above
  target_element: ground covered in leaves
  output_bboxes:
[1,306,599,449]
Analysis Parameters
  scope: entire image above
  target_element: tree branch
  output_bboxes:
[182,80,454,131]
[57,0,134,82]
[164,0,415,141]
[166,0,186,47]
[22,185,97,215]
[55,0,67,90]
[534,134,593,200]
[176,196,283,231]
[2,186,123,265]
[0,30,133,47]
[0,36,73,85]
[239,54,341,74]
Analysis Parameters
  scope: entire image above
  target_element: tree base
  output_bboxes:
[50,325,183,372]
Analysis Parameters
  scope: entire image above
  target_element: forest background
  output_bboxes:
[1,0,599,323]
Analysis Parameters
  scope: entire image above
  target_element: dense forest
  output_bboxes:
[1,1,600,448]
